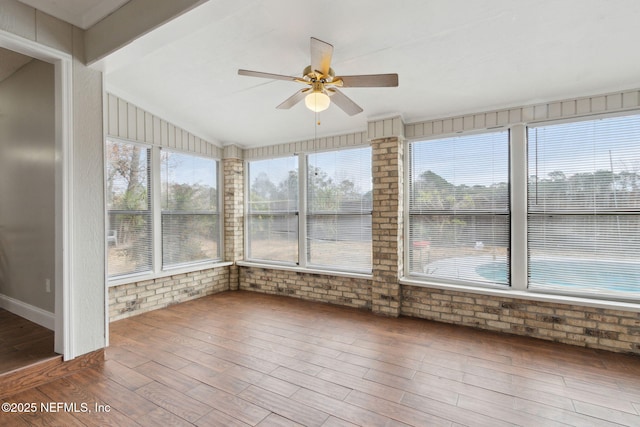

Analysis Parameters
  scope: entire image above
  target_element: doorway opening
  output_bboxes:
[0,30,74,369]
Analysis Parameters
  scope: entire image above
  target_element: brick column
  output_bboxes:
[223,145,244,290]
[371,126,404,316]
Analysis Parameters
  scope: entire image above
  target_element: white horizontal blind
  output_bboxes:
[247,156,299,264]
[528,115,640,298]
[307,147,372,273]
[106,139,152,277]
[161,150,220,268]
[409,131,510,286]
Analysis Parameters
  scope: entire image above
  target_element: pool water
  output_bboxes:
[476,259,640,292]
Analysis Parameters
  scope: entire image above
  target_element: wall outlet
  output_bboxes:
[45,278,51,293]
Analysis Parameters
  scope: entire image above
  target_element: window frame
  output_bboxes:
[245,155,300,266]
[405,129,512,288]
[244,145,373,275]
[403,111,640,305]
[160,148,223,270]
[105,138,154,280]
[105,137,225,287]
[305,147,373,274]
[525,112,640,301]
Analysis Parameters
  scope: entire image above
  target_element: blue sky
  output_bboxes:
[411,114,640,187]
[411,130,509,187]
[528,115,640,179]
[248,146,372,194]
[162,150,217,188]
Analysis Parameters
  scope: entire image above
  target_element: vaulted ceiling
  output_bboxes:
[16,0,640,148]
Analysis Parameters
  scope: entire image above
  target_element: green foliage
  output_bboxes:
[412,170,508,212]
[162,215,216,265]
[529,169,640,209]
[308,165,369,213]
[249,166,369,214]
[249,171,297,212]
[248,164,370,242]
[106,142,149,211]
[410,170,509,247]
[163,182,216,211]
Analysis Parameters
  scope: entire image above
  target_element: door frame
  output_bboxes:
[0,29,74,360]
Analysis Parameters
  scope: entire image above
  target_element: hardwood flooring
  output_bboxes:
[2,291,640,426]
[0,308,57,374]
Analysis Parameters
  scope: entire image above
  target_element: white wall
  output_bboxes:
[70,26,106,356]
[0,58,55,313]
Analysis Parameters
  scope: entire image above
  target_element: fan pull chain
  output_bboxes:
[314,110,318,152]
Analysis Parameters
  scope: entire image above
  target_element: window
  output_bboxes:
[246,146,373,273]
[307,147,372,272]
[247,156,299,264]
[106,139,222,281]
[106,140,152,277]
[408,131,510,286]
[528,115,640,299]
[161,150,220,268]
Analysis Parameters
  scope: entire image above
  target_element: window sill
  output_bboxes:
[399,277,640,313]
[107,261,233,287]
[236,261,373,281]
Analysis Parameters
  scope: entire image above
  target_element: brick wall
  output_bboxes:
[108,266,229,321]
[239,266,372,310]
[371,136,403,317]
[402,285,640,354]
[223,155,244,290]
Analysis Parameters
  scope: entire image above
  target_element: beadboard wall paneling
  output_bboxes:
[243,131,368,160]
[405,89,640,140]
[106,93,223,158]
[367,116,404,140]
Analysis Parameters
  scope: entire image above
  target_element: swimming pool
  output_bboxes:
[476,259,640,292]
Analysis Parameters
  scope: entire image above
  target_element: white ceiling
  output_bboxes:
[19,0,640,148]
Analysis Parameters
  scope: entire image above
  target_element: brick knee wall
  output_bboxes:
[108,262,639,355]
[237,265,639,355]
[402,285,640,355]
[239,266,372,310]
[108,266,230,321]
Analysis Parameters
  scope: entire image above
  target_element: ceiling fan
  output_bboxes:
[238,37,398,116]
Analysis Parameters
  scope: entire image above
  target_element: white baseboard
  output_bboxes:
[0,294,55,330]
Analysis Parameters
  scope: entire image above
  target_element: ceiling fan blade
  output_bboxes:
[337,73,399,87]
[276,89,310,109]
[327,88,363,116]
[238,69,300,82]
[310,37,333,77]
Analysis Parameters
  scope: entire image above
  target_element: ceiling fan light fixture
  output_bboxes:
[304,91,330,112]
[238,37,397,116]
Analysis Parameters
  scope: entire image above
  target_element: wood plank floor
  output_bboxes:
[0,308,57,374]
[2,291,640,426]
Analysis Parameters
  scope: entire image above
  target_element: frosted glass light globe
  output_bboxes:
[305,91,330,112]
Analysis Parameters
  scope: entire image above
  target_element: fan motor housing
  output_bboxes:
[303,65,335,82]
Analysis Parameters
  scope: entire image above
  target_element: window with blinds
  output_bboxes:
[307,147,372,273]
[408,131,510,286]
[247,156,299,264]
[161,150,220,268]
[106,139,152,277]
[528,115,640,299]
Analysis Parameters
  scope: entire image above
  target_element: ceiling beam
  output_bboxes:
[84,0,207,66]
